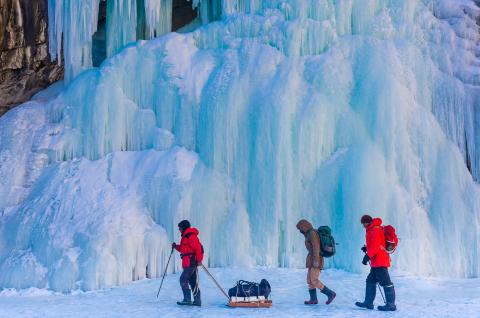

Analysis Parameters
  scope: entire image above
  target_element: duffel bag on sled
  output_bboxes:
[228,279,272,308]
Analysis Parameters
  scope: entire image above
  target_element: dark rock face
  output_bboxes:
[173,0,197,31]
[0,0,63,116]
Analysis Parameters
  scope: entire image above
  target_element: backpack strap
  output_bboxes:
[306,228,314,241]
[373,226,390,254]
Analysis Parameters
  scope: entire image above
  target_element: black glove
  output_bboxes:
[362,254,370,266]
[171,242,176,249]
[361,245,367,253]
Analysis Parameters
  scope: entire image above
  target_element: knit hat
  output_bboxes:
[360,215,373,225]
[178,220,191,230]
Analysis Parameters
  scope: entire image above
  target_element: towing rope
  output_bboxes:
[201,264,230,300]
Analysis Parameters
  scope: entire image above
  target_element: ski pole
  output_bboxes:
[365,254,387,305]
[377,284,386,304]
[156,246,174,298]
[201,264,230,300]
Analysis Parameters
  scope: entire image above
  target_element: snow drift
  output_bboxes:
[1,0,480,291]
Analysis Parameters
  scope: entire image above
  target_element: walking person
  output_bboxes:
[296,219,336,305]
[172,220,204,306]
[355,214,397,311]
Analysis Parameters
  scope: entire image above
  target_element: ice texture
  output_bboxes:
[47,0,101,81]
[2,0,480,291]
[48,0,174,81]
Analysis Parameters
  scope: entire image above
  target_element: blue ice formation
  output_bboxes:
[0,0,480,291]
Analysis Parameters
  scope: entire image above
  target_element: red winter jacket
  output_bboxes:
[365,218,390,268]
[174,227,204,269]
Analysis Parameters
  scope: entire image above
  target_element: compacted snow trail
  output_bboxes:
[0,268,479,318]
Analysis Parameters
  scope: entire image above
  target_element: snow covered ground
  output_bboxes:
[1,267,479,318]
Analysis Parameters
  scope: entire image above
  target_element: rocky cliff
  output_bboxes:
[0,0,63,116]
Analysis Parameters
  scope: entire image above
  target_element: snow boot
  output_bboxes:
[177,289,192,305]
[192,289,201,307]
[320,286,336,305]
[304,289,318,305]
[355,283,376,310]
[377,285,396,311]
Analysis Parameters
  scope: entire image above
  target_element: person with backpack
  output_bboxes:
[172,220,204,306]
[296,219,336,305]
[355,214,397,311]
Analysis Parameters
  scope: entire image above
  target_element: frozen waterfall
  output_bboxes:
[1,0,480,292]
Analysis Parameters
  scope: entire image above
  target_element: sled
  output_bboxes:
[228,296,272,308]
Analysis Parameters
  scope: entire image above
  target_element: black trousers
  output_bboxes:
[180,266,198,291]
[366,267,392,287]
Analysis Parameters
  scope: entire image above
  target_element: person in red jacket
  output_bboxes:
[172,220,204,306]
[355,215,397,311]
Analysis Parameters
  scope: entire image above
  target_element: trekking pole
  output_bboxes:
[366,256,387,305]
[156,246,174,298]
[201,264,230,300]
[377,284,386,304]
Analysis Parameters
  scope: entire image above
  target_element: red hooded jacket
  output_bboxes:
[174,227,204,269]
[365,218,390,268]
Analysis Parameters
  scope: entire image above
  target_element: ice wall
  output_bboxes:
[2,0,480,291]
[47,0,480,180]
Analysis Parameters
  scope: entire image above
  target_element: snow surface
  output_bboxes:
[2,0,480,293]
[0,267,479,318]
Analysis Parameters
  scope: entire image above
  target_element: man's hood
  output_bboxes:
[182,227,199,236]
[296,219,313,233]
[367,218,383,229]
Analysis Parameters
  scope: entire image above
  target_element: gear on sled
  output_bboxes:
[227,279,272,308]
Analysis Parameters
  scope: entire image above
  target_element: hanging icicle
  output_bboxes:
[48,0,101,82]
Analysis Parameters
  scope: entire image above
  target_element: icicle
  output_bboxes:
[106,0,137,57]
[48,0,101,82]
[191,0,222,23]
[144,0,173,39]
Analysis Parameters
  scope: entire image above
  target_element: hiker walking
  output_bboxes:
[172,220,204,306]
[296,219,336,305]
[355,214,397,311]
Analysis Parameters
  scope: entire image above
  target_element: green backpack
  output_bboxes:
[317,226,336,258]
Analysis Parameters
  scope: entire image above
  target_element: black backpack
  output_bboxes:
[309,226,336,258]
[228,279,271,299]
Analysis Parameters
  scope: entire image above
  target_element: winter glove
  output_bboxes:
[361,245,367,253]
[171,243,177,249]
[362,254,370,266]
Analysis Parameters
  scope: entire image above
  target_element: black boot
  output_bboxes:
[355,283,376,310]
[177,289,192,305]
[304,289,318,305]
[320,286,336,305]
[193,289,201,306]
[377,285,396,311]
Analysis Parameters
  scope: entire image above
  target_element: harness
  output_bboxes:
[180,232,196,259]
